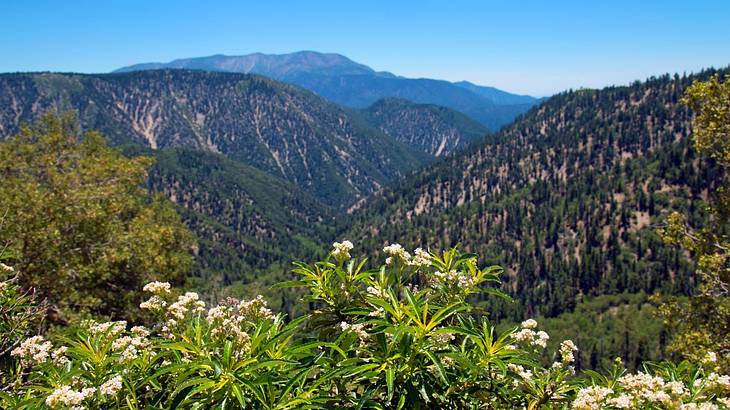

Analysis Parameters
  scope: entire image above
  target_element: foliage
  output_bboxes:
[536,292,665,371]
[355,97,488,156]
[1,244,728,409]
[0,268,47,388]
[659,75,730,371]
[0,113,195,321]
[344,69,729,369]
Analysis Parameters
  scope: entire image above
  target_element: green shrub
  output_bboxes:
[1,243,728,409]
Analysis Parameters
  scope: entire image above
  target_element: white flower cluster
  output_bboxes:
[432,269,475,289]
[51,346,69,367]
[0,262,14,272]
[11,335,52,365]
[111,333,150,364]
[572,386,614,410]
[140,295,167,311]
[411,248,432,268]
[366,283,386,298]
[236,295,274,320]
[382,244,433,268]
[142,281,171,294]
[332,240,354,260]
[45,385,96,409]
[559,340,578,363]
[573,370,730,409]
[700,372,730,392]
[131,326,150,337]
[140,281,172,311]
[87,320,127,338]
[513,319,549,348]
[340,321,369,345]
[99,375,123,396]
[507,363,533,381]
[206,306,251,348]
[205,296,273,354]
[383,243,411,265]
[368,307,385,317]
[168,292,206,320]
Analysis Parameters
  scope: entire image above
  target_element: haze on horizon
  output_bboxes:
[1,0,729,96]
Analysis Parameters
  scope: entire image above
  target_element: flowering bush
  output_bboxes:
[1,243,728,409]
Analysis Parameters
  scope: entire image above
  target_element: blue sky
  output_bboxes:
[1,0,729,96]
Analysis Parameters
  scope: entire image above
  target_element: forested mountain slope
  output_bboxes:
[128,147,334,282]
[355,98,488,156]
[346,69,727,322]
[0,70,427,207]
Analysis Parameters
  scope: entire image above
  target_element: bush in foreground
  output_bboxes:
[1,244,729,409]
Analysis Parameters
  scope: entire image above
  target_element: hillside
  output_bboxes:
[346,69,727,323]
[138,147,335,284]
[115,51,540,130]
[355,98,488,156]
[0,70,428,207]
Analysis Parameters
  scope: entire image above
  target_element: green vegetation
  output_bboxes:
[658,74,730,371]
[344,70,728,361]
[0,70,430,208]
[0,113,194,321]
[1,80,730,407]
[355,97,488,156]
[2,245,728,409]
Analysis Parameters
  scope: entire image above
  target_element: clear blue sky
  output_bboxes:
[1,0,729,96]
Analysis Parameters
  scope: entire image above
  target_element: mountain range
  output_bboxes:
[0,70,436,207]
[0,59,725,368]
[0,68,489,277]
[115,51,539,130]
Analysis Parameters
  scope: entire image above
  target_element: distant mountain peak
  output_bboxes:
[115,51,539,130]
[115,51,378,78]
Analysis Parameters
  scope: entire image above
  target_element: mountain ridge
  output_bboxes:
[345,68,728,321]
[114,51,540,130]
[0,69,429,207]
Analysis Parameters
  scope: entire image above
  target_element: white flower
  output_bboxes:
[409,248,432,267]
[368,307,385,317]
[513,325,549,349]
[383,243,411,264]
[45,386,95,408]
[51,346,69,367]
[130,326,150,337]
[606,394,633,408]
[140,295,167,311]
[237,295,274,320]
[703,351,718,365]
[87,321,126,337]
[521,319,538,329]
[572,386,613,409]
[100,375,123,396]
[0,262,14,272]
[167,292,205,320]
[431,332,455,349]
[332,240,354,260]
[142,281,171,294]
[559,340,578,363]
[11,335,53,364]
[507,363,533,380]
[340,321,368,344]
[706,372,730,391]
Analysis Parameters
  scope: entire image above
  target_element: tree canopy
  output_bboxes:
[0,113,194,321]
